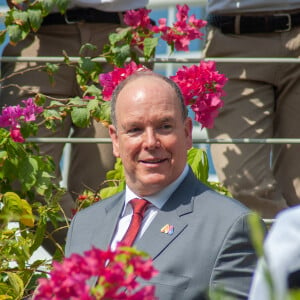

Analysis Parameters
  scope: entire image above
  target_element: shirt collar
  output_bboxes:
[125,164,189,210]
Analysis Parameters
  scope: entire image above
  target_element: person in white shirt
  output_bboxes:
[203,0,300,218]
[249,205,300,300]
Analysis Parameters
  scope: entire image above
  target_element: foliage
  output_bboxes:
[2,0,69,45]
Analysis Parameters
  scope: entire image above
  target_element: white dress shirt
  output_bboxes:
[110,164,189,250]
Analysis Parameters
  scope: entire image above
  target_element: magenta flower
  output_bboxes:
[99,60,227,129]
[10,127,25,143]
[123,5,207,52]
[99,61,148,101]
[153,4,207,51]
[171,61,228,128]
[22,97,43,122]
[124,8,153,30]
[34,246,157,300]
[0,97,43,142]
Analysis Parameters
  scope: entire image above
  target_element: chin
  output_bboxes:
[140,179,170,193]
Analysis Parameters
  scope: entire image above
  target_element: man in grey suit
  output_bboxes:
[65,71,262,299]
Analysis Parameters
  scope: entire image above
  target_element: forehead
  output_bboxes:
[115,76,179,112]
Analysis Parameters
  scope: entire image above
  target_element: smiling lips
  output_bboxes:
[139,158,168,164]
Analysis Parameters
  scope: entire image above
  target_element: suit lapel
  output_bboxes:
[136,169,197,260]
[90,192,125,250]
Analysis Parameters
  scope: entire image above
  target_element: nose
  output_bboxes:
[143,128,160,149]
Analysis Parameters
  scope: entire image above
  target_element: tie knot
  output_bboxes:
[130,198,149,217]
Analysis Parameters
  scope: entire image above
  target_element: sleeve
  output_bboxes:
[209,213,263,300]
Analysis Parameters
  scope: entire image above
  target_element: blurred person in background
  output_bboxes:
[203,0,300,218]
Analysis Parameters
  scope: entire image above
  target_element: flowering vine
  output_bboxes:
[34,246,158,300]
[99,60,227,129]
[153,4,207,51]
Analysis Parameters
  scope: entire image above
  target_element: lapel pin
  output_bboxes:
[160,224,174,235]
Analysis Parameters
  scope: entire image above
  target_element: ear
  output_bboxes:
[109,125,120,158]
[184,117,193,150]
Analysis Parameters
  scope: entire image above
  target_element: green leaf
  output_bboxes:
[87,99,100,112]
[20,122,39,138]
[41,0,56,15]
[30,221,46,253]
[34,93,47,106]
[112,44,131,67]
[43,108,62,120]
[187,148,209,182]
[79,43,98,55]
[20,199,35,227]
[143,37,158,59]
[71,107,90,128]
[78,57,97,73]
[12,10,28,25]
[6,24,28,44]
[27,9,43,32]
[106,158,125,181]
[19,156,38,190]
[68,96,84,106]
[2,192,23,222]
[76,58,102,85]
[248,213,266,258]
[44,62,59,85]
[54,0,69,14]
[7,272,24,300]
[108,27,131,45]
[0,150,8,161]
[84,85,102,98]
[97,101,111,123]
[99,183,125,199]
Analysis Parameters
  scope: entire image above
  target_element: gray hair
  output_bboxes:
[110,71,188,127]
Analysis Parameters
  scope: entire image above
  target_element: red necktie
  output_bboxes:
[121,198,149,246]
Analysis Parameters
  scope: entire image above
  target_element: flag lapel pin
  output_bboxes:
[160,224,174,235]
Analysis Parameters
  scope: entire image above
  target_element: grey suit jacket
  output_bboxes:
[65,168,260,300]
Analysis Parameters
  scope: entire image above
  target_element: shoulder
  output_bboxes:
[73,191,124,219]
[185,169,251,217]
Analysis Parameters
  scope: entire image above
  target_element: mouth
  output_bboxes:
[139,158,168,164]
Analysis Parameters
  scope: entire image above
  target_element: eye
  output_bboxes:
[127,127,142,135]
[158,123,173,132]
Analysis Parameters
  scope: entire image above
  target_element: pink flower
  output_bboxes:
[124,8,153,30]
[153,4,207,51]
[34,246,157,300]
[22,98,43,122]
[0,105,23,128]
[99,61,149,101]
[171,61,227,128]
[0,97,43,142]
[10,128,25,143]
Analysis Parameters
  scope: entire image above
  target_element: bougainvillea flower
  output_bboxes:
[34,246,157,300]
[99,61,149,101]
[124,8,153,30]
[171,60,228,128]
[152,4,207,51]
[10,127,25,143]
[0,98,43,142]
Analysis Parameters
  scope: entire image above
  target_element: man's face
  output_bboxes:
[109,76,193,196]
